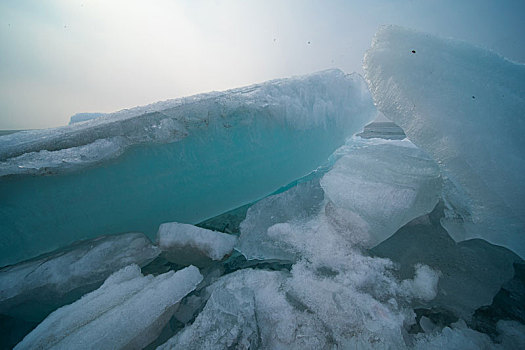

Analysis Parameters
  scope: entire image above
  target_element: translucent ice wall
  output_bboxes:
[0,69,376,266]
[364,26,525,258]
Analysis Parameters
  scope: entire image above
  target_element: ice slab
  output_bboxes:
[15,265,202,350]
[157,222,237,266]
[321,138,442,248]
[364,25,525,258]
[0,69,376,266]
[0,69,373,175]
[0,232,159,322]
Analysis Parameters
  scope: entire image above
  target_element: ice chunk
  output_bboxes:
[0,69,376,266]
[364,25,525,258]
[69,112,107,125]
[321,138,442,247]
[0,232,159,322]
[15,265,202,350]
[157,222,237,266]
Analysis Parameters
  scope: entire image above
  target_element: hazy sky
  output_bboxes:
[1,0,524,129]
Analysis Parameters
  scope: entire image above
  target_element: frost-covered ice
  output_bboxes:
[161,214,441,349]
[0,69,376,266]
[15,265,202,350]
[364,25,525,258]
[0,232,159,321]
[157,222,237,266]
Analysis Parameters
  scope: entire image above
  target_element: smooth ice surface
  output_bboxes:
[0,232,159,321]
[157,222,237,266]
[364,25,525,258]
[15,265,202,350]
[0,69,376,266]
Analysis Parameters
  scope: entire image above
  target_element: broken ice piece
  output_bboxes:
[157,222,238,267]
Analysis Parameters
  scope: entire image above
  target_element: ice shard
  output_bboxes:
[0,69,376,266]
[364,26,525,258]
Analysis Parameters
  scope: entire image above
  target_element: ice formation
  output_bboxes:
[2,24,525,349]
[157,222,237,266]
[0,232,159,322]
[364,25,525,258]
[15,265,203,350]
[0,69,376,266]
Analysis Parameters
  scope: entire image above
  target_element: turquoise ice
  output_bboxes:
[0,69,375,266]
